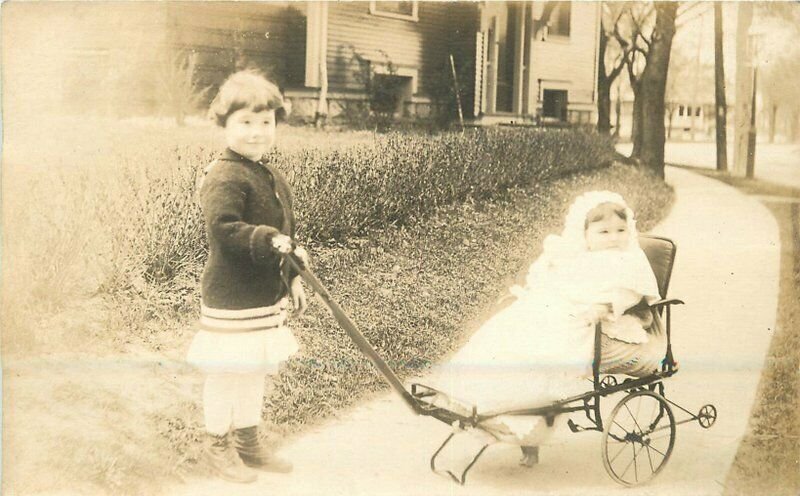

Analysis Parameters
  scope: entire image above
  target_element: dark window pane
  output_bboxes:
[543,89,568,121]
[548,1,571,37]
[373,1,414,16]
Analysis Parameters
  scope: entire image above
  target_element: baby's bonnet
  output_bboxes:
[524,191,658,302]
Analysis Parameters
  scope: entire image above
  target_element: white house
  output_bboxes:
[473,1,601,125]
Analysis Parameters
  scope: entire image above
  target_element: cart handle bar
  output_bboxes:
[283,251,422,415]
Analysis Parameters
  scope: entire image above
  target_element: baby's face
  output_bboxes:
[585,215,629,251]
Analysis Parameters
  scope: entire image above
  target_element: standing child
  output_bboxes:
[187,70,309,483]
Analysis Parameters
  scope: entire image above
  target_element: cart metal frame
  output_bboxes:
[283,235,717,487]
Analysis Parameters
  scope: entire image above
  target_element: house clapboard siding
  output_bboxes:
[11,1,599,124]
[167,2,306,91]
[530,1,599,112]
[325,2,478,100]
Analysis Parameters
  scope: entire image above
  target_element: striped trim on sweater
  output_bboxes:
[199,299,288,333]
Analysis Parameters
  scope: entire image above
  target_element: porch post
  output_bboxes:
[524,0,536,116]
[474,31,487,118]
[486,16,498,114]
[512,2,526,114]
[304,2,324,88]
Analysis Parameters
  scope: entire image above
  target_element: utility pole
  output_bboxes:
[714,2,728,171]
[747,49,758,179]
[733,2,753,177]
[614,81,622,139]
[690,11,703,142]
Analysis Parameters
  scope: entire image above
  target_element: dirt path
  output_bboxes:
[170,167,780,496]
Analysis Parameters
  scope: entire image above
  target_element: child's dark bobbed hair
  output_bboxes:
[208,69,291,127]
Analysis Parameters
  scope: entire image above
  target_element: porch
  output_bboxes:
[470,1,599,127]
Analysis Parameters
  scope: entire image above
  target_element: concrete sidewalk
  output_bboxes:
[616,142,800,189]
[173,167,780,496]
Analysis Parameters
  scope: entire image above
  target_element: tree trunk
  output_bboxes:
[598,81,612,135]
[597,30,612,135]
[667,107,675,139]
[768,104,777,143]
[635,2,678,179]
[631,82,643,158]
[714,2,728,171]
[613,86,622,139]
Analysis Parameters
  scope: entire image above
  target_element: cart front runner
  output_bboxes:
[282,236,717,488]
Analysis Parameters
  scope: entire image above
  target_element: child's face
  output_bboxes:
[585,214,629,251]
[225,108,276,161]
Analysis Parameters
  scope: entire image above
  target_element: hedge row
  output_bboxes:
[282,128,615,240]
[102,128,615,342]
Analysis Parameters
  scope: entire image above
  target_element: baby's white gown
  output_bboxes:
[426,249,660,445]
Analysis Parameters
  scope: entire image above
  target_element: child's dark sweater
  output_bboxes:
[199,148,296,310]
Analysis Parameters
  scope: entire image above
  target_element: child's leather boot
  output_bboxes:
[203,432,258,483]
[234,426,293,473]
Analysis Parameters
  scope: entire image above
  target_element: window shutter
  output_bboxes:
[473,31,486,117]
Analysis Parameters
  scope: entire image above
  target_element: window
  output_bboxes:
[678,105,684,117]
[369,1,418,21]
[548,1,571,37]
[371,74,414,115]
[542,89,568,121]
[695,106,701,117]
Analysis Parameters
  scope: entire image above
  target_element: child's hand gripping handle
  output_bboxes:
[271,234,309,270]
[271,235,308,316]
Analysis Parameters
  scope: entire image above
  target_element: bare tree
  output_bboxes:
[615,3,654,159]
[597,3,633,136]
[714,2,728,170]
[617,2,678,178]
[635,2,678,178]
[756,3,800,143]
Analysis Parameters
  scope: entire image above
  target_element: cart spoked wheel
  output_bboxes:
[602,390,676,486]
[697,404,717,429]
[600,375,618,389]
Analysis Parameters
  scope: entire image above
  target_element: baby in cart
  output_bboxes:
[521,190,662,349]
[427,191,664,466]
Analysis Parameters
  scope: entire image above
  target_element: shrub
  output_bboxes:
[156,50,212,127]
[284,128,615,240]
[348,48,407,131]
[97,144,215,345]
[98,126,614,347]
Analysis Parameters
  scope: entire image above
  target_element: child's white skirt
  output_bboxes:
[186,299,299,375]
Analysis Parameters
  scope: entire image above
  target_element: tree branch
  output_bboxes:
[609,54,627,81]
[612,19,630,49]
[626,48,639,85]
[638,29,652,50]
[641,4,656,23]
